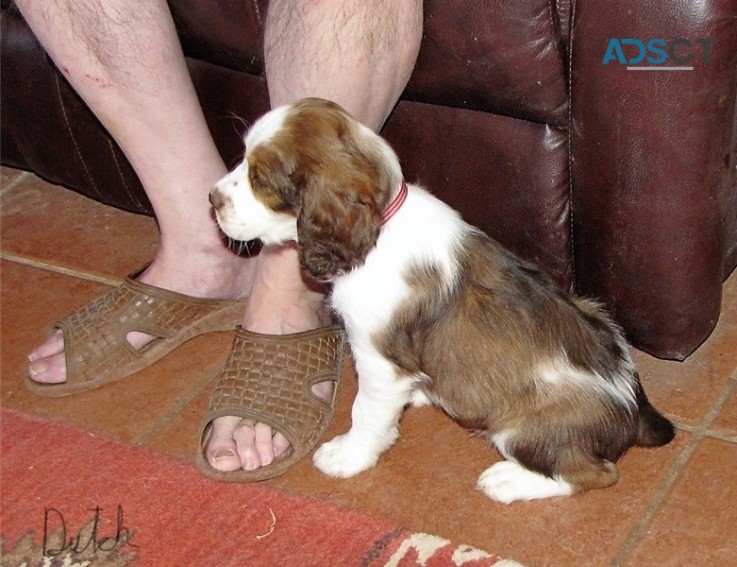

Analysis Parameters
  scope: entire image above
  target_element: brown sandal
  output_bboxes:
[25,276,247,398]
[196,325,345,482]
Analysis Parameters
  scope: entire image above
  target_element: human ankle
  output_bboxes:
[139,246,256,299]
[242,295,329,335]
[254,243,319,289]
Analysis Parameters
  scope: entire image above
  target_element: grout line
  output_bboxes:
[0,250,122,287]
[610,438,700,567]
[667,419,696,433]
[662,418,737,443]
[703,428,737,444]
[0,171,34,194]
[134,368,218,447]
[659,420,737,443]
[610,375,737,566]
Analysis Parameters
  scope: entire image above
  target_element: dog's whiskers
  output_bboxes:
[227,236,259,257]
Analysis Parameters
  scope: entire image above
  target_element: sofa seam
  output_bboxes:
[106,138,146,211]
[566,0,577,294]
[546,0,557,48]
[250,0,263,30]
[54,72,104,202]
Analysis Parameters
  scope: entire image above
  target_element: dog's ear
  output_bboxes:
[282,98,398,281]
[297,155,386,281]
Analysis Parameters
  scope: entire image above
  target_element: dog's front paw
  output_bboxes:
[313,434,380,478]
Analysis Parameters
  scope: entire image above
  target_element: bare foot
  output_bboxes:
[204,244,334,473]
[26,247,255,385]
[26,242,331,477]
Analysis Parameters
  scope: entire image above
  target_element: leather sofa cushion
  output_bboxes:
[170,0,569,125]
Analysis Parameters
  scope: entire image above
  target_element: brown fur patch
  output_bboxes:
[373,229,673,491]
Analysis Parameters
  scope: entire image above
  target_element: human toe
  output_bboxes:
[27,330,64,363]
[271,431,291,459]
[232,419,263,471]
[206,416,247,472]
[253,422,279,467]
[27,353,67,384]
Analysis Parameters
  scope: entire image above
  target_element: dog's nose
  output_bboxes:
[209,189,225,210]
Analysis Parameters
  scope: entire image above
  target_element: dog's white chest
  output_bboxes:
[330,192,465,338]
[330,257,409,337]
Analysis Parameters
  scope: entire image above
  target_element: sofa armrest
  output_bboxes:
[569,0,737,359]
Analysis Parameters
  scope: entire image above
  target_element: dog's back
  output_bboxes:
[400,230,674,501]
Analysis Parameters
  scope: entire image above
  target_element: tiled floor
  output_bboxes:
[2,167,736,567]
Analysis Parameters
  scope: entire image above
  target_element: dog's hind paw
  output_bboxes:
[313,433,380,478]
[477,461,574,504]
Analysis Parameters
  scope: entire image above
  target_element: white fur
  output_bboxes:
[477,461,574,504]
[211,103,632,503]
[315,185,468,477]
[213,162,297,244]
[212,105,467,480]
[331,186,465,332]
[408,388,433,408]
[491,430,515,460]
[244,104,290,149]
[536,357,637,412]
[312,352,416,477]
[212,105,296,244]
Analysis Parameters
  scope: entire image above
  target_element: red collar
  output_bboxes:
[381,180,408,225]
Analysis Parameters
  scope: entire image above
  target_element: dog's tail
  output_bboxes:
[633,376,676,447]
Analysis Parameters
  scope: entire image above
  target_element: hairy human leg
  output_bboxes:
[203,0,424,472]
[18,0,256,382]
[17,0,423,476]
[265,0,423,129]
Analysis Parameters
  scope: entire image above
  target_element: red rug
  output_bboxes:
[0,408,524,566]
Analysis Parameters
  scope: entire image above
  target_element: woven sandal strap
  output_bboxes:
[57,278,242,337]
[57,279,243,385]
[118,278,244,336]
[206,326,345,450]
[123,277,245,307]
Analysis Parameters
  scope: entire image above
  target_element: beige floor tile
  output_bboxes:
[710,379,737,438]
[1,175,158,278]
[266,367,688,567]
[625,437,737,566]
[3,166,736,567]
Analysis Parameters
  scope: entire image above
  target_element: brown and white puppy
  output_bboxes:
[210,98,675,503]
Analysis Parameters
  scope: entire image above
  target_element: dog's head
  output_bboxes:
[210,98,403,281]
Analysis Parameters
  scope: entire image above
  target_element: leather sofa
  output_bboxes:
[2,0,736,360]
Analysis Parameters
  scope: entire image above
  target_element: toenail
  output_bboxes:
[214,448,236,461]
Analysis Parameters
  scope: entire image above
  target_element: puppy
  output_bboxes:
[210,98,675,503]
